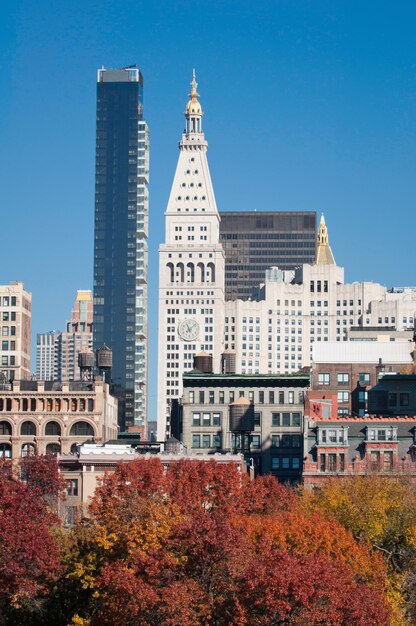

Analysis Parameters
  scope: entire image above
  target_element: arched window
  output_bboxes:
[207,262,216,283]
[21,443,36,457]
[167,262,174,283]
[0,421,11,436]
[197,262,205,283]
[0,443,11,458]
[46,443,61,456]
[176,262,184,283]
[20,421,36,436]
[186,262,195,283]
[45,421,61,436]
[70,421,94,437]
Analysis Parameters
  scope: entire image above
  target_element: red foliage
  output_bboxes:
[81,459,391,625]
[0,471,62,608]
[20,453,66,498]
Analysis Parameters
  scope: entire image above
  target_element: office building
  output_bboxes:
[224,216,416,375]
[93,66,149,430]
[219,211,316,300]
[157,71,225,440]
[0,282,31,382]
[179,370,309,482]
[36,291,93,382]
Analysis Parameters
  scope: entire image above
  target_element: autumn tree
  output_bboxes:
[56,459,392,625]
[0,459,62,623]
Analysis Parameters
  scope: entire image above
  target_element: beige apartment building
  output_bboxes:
[0,282,31,382]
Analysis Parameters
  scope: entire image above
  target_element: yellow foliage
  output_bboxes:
[68,615,91,626]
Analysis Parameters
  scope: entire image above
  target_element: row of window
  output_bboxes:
[188,390,304,405]
[317,372,371,385]
[319,451,395,472]
[192,433,221,448]
[0,420,94,437]
[0,397,94,412]
[0,296,17,307]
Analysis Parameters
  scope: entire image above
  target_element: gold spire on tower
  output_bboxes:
[316,213,335,265]
[185,69,203,116]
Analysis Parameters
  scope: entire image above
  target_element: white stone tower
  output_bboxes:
[157,71,225,440]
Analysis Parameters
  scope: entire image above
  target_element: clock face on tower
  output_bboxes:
[178,318,200,341]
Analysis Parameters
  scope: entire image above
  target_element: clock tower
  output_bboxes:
[157,71,225,440]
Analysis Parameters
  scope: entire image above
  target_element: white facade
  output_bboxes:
[225,262,415,376]
[157,72,225,439]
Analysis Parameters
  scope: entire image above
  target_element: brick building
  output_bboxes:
[303,414,416,487]
[311,341,414,417]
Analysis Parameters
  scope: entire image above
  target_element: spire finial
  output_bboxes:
[190,69,198,97]
[316,212,335,265]
[185,69,203,121]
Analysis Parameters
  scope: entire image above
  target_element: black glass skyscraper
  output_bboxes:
[219,211,316,300]
[93,66,149,430]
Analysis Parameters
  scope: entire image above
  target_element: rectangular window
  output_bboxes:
[279,391,284,404]
[288,391,294,404]
[318,373,330,385]
[292,457,300,469]
[192,412,201,426]
[271,457,280,469]
[258,390,264,404]
[199,391,205,404]
[370,451,380,471]
[212,412,221,426]
[189,391,195,404]
[66,479,78,497]
[292,435,301,448]
[339,453,345,472]
[337,391,349,403]
[359,373,371,385]
[229,391,235,403]
[282,412,290,426]
[327,454,337,472]
[282,434,291,447]
[320,454,326,472]
[292,412,301,426]
[202,434,211,448]
[249,390,254,403]
[282,457,290,469]
[388,393,397,407]
[383,451,393,471]
[400,393,409,407]
[269,391,275,404]
[271,435,280,447]
[254,412,261,427]
[251,435,261,449]
[337,373,349,385]
[209,391,215,404]
[192,434,200,448]
[272,412,280,426]
[213,433,221,448]
[219,391,224,404]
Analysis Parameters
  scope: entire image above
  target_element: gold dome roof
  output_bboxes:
[185,69,203,116]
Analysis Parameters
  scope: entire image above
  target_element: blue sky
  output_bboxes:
[1,0,415,417]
